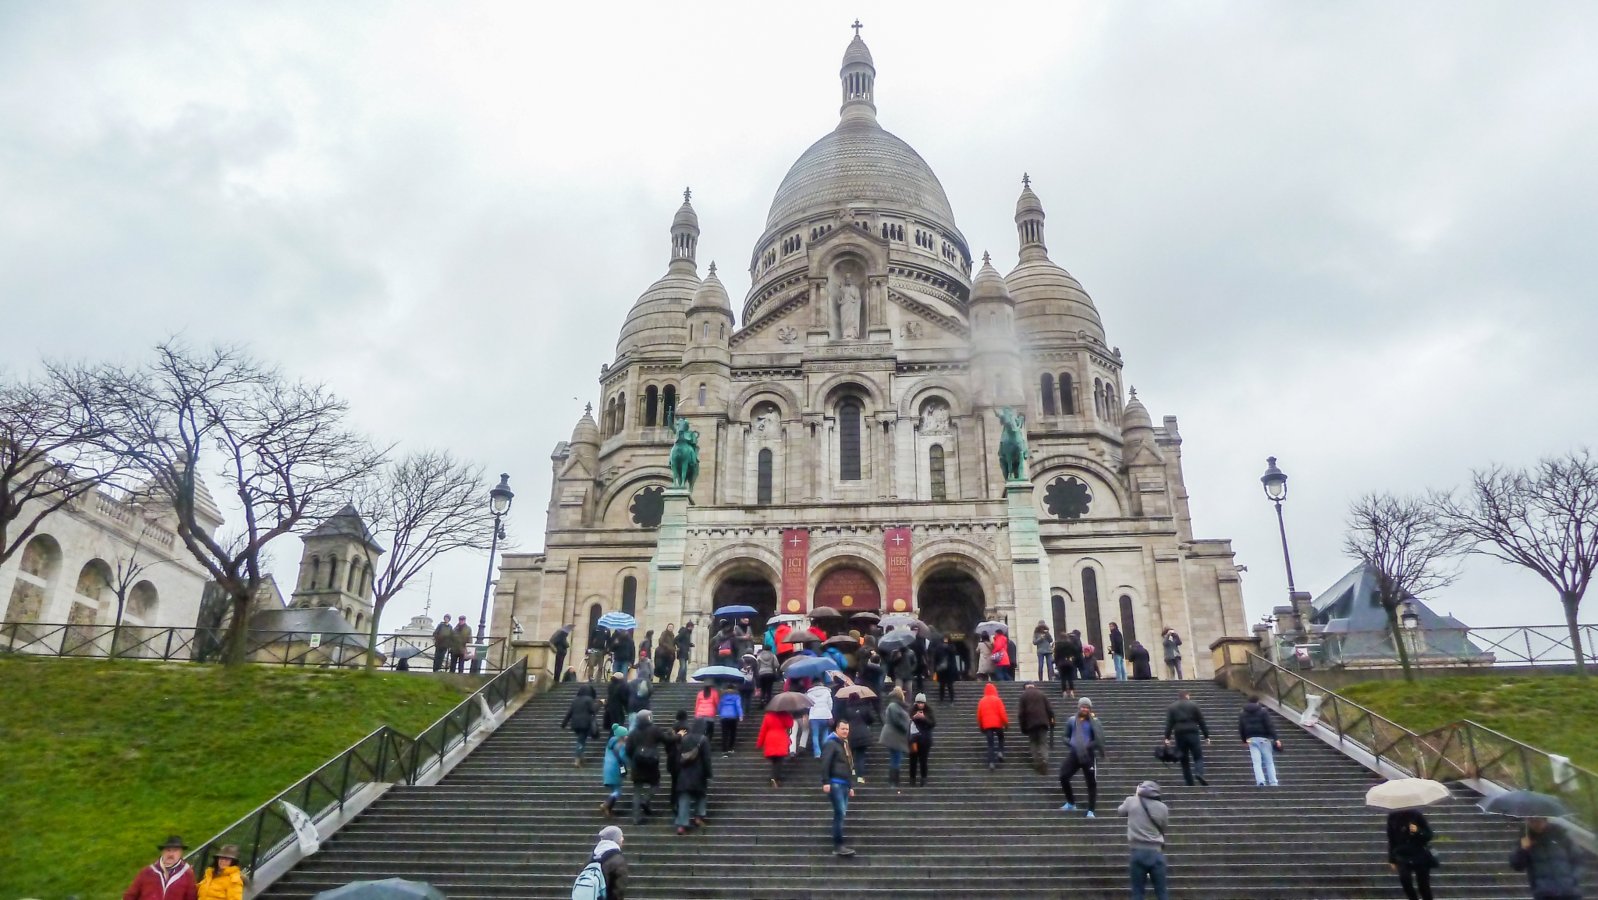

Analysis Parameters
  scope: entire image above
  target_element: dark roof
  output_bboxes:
[246,606,378,654]
[1308,563,1483,661]
[304,504,385,554]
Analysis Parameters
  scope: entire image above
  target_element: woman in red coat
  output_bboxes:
[991,631,1013,681]
[975,682,1011,770]
[758,710,794,787]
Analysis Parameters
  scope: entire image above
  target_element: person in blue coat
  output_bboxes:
[717,685,745,753]
[600,723,629,817]
[1510,817,1585,900]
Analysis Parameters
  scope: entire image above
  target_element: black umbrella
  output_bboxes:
[766,691,813,713]
[848,611,881,623]
[878,630,914,651]
[808,606,844,619]
[823,634,860,649]
[1479,790,1571,819]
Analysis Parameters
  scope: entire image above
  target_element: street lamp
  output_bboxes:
[1260,456,1297,595]
[472,473,514,673]
[1400,599,1420,630]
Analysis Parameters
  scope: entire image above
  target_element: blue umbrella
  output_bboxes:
[714,604,758,618]
[692,665,747,682]
[597,612,637,630]
[313,879,446,900]
[783,656,840,680]
[877,630,915,651]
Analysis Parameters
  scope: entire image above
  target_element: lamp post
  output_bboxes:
[472,473,514,674]
[1260,456,1297,594]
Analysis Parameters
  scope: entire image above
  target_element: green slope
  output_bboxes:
[0,657,469,899]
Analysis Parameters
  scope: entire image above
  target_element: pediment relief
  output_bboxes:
[887,287,968,339]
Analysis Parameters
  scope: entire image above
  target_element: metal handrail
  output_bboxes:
[182,656,528,876]
[0,621,510,671]
[1244,652,1597,829]
[1269,623,1598,669]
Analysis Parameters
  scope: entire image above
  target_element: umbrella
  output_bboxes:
[808,606,844,619]
[836,684,876,700]
[787,631,821,645]
[313,879,447,900]
[880,613,920,629]
[691,665,747,682]
[597,612,636,630]
[389,645,425,660]
[1366,778,1451,810]
[766,691,813,713]
[1479,790,1571,819]
[848,611,880,623]
[976,620,1010,636]
[714,604,758,618]
[783,656,840,680]
[878,630,915,651]
[768,613,807,625]
[823,634,860,649]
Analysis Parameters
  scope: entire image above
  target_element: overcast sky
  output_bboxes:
[3,2,1595,634]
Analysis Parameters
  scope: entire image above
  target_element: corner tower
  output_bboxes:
[291,505,385,629]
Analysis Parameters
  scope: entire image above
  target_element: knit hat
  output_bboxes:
[914,692,927,703]
[598,825,624,846]
[1078,697,1093,710]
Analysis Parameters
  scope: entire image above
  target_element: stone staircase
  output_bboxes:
[260,678,1534,898]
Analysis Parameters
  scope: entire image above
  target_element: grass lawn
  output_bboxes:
[1340,673,1598,771]
[0,657,470,900]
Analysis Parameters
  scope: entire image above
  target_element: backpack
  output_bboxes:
[572,857,607,899]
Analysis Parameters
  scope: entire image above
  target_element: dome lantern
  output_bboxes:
[840,20,876,124]
[670,187,699,272]
[1015,172,1047,260]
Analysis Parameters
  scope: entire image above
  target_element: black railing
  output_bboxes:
[182,656,528,877]
[1269,623,1598,671]
[0,621,509,672]
[1245,652,1597,830]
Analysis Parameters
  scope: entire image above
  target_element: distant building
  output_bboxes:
[1271,563,1493,669]
[0,475,222,652]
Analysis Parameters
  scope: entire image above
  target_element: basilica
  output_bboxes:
[492,29,1246,678]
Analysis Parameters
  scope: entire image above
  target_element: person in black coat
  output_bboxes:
[627,709,676,825]
[908,693,937,786]
[611,630,637,676]
[1128,640,1154,680]
[673,623,695,682]
[672,718,711,834]
[840,696,878,783]
[1162,691,1210,786]
[1054,634,1081,698]
[1510,817,1585,899]
[561,684,599,765]
[550,626,571,681]
[933,638,960,702]
[604,673,630,732]
[1387,809,1438,900]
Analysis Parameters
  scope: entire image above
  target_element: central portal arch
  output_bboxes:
[711,572,778,634]
[917,565,985,677]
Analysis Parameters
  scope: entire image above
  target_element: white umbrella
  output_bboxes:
[767,613,807,626]
[1365,778,1451,810]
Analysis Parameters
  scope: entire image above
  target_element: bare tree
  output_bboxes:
[0,366,130,567]
[1343,492,1463,681]
[101,342,385,665]
[1434,450,1598,676]
[352,450,497,669]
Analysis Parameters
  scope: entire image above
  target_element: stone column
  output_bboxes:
[1004,481,1051,634]
[645,489,692,643]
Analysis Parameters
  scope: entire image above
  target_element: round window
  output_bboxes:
[1043,476,1093,520]
[630,486,666,528]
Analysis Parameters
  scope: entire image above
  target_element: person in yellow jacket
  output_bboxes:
[196,844,244,900]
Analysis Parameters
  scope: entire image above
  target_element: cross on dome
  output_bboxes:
[683,187,692,202]
[851,18,863,36]
[1022,172,1031,187]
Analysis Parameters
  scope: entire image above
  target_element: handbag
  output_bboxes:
[1153,742,1180,765]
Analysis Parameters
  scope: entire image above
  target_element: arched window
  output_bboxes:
[1082,568,1103,652]
[702,322,709,340]
[1118,595,1138,644]
[1059,373,1074,415]
[662,386,677,426]
[307,555,321,589]
[604,398,615,435]
[587,603,604,643]
[1051,594,1068,636]
[697,383,707,406]
[327,556,341,594]
[1093,378,1104,417]
[616,392,626,430]
[1040,373,1057,415]
[354,611,363,630]
[347,558,360,592]
[928,444,947,501]
[838,399,863,481]
[757,448,774,505]
[644,386,659,426]
[621,576,638,616]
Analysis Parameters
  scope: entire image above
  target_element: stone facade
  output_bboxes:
[493,30,1246,678]
[0,478,222,648]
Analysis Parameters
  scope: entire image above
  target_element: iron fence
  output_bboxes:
[1244,652,1598,830]
[1271,623,1598,670]
[0,621,509,672]
[182,656,528,877]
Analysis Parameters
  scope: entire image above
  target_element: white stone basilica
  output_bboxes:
[493,29,1246,677]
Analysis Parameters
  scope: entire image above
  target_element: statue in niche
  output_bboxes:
[920,400,951,435]
[753,407,779,435]
[838,273,862,340]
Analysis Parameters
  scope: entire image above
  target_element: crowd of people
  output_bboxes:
[120,837,242,900]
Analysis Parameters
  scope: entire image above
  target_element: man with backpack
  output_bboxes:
[572,824,628,900]
[1118,780,1170,900]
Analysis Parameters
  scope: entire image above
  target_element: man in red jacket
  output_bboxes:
[976,682,1010,770]
[123,835,198,900]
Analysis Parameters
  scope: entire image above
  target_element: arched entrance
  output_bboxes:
[917,565,985,677]
[712,572,778,634]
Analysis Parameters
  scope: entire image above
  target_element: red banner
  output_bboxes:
[884,526,913,613]
[780,528,809,614]
[815,567,881,611]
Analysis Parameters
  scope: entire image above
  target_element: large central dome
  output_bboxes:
[765,117,961,239]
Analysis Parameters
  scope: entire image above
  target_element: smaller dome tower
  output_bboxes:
[615,190,703,361]
[1006,175,1106,347]
[969,252,1023,408]
[569,403,600,474]
[685,262,734,364]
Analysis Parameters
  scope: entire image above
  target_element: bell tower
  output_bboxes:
[290,505,386,630]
